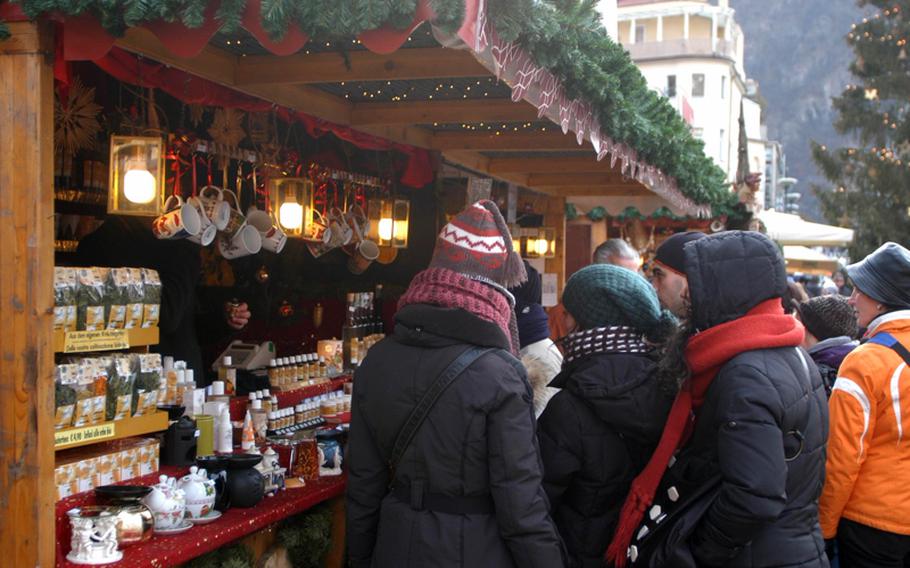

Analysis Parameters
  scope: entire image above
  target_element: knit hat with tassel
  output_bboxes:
[430,200,527,289]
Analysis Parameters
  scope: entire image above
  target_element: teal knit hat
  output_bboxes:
[563,264,673,339]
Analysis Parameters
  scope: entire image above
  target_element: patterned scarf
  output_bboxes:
[561,326,650,365]
[398,267,520,354]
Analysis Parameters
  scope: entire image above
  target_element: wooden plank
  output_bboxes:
[234,47,489,85]
[53,412,168,451]
[541,186,649,197]
[488,156,623,175]
[528,173,627,187]
[53,327,160,354]
[351,99,539,126]
[431,131,589,151]
[0,20,55,567]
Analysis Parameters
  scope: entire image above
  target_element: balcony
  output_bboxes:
[626,38,736,61]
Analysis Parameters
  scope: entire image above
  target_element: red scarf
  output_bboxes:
[605,298,804,567]
[398,267,519,354]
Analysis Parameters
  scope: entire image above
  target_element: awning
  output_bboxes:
[758,209,854,247]
[783,245,841,276]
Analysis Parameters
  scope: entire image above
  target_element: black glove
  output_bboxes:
[824,538,837,561]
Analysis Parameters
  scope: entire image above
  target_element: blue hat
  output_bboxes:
[846,242,910,308]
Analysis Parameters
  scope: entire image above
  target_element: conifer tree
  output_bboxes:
[813,0,910,257]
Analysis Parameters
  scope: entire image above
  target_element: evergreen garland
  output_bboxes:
[181,543,254,568]
[275,504,333,568]
[1,0,733,214]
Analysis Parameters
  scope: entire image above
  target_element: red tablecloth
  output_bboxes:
[56,467,346,568]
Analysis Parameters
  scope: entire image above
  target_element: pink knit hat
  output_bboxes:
[430,200,527,288]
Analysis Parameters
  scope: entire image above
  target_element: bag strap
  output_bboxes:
[388,346,494,484]
[867,332,910,366]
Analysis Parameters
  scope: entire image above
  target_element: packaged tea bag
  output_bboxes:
[132,353,162,416]
[107,356,135,421]
[76,267,106,331]
[105,268,130,330]
[53,267,77,332]
[54,364,78,430]
[124,268,145,330]
[72,362,95,427]
[141,268,161,328]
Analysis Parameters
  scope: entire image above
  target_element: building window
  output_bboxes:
[720,76,726,99]
[719,129,726,163]
[692,73,705,97]
[667,75,677,97]
[635,24,646,43]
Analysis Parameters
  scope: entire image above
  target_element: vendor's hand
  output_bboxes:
[226,302,251,330]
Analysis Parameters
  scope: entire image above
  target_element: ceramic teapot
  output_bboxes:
[178,466,216,520]
[141,475,186,530]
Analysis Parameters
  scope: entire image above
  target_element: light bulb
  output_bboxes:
[279,201,303,230]
[378,218,393,241]
[123,167,156,204]
[535,238,549,256]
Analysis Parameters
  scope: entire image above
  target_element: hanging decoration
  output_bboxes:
[565,203,580,222]
[255,265,270,284]
[188,104,207,128]
[54,77,102,157]
[208,108,247,149]
[586,206,607,222]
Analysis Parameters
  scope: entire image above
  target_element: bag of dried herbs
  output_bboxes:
[107,356,135,421]
[72,359,107,427]
[76,267,107,331]
[124,268,145,330]
[105,269,131,330]
[141,268,162,329]
[54,267,77,332]
[132,353,162,416]
[54,363,78,430]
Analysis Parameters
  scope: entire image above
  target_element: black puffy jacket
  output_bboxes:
[538,352,673,568]
[662,232,830,567]
[346,304,566,568]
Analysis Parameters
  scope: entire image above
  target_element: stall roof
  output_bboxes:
[759,209,855,247]
[783,246,841,276]
[1,0,738,217]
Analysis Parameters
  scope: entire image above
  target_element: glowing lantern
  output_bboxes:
[108,135,165,216]
[268,178,313,237]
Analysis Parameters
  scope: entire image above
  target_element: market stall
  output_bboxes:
[0,1,735,566]
[783,245,841,277]
[758,209,855,247]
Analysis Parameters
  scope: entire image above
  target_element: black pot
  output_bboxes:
[196,456,231,512]
[94,485,152,505]
[224,454,264,508]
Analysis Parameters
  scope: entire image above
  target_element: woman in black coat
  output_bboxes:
[346,200,565,568]
[538,264,675,568]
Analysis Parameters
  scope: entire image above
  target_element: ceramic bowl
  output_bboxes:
[225,453,263,469]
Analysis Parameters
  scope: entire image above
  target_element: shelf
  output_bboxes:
[53,326,159,354]
[54,412,168,451]
[55,466,346,568]
[229,375,350,421]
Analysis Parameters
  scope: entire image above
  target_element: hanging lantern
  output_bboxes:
[368,197,410,248]
[108,135,165,216]
[512,226,556,259]
[268,177,314,238]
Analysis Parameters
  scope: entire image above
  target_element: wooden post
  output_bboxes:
[544,196,567,298]
[0,20,55,567]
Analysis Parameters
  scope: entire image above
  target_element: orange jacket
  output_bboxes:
[547,302,569,343]
[819,310,910,538]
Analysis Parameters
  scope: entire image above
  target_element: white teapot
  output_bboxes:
[178,466,216,520]
[142,475,186,529]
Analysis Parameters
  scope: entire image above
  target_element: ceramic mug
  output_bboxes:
[323,208,353,248]
[219,189,247,238]
[187,223,217,247]
[199,186,231,231]
[347,239,380,275]
[344,204,369,247]
[218,224,262,259]
[152,195,201,240]
[246,209,287,254]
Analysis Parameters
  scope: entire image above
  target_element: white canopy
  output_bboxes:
[782,246,840,276]
[758,209,854,247]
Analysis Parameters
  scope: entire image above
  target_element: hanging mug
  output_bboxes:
[199,186,231,231]
[152,195,201,240]
[304,209,329,243]
[344,203,369,247]
[219,189,247,238]
[347,239,380,275]
[218,224,262,260]
[188,224,217,247]
[246,208,287,254]
[323,207,353,248]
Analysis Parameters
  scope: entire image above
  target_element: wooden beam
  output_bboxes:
[0,21,55,568]
[351,99,540,126]
[431,131,588,151]
[234,47,489,85]
[542,186,650,197]
[528,173,627,187]
[488,156,622,175]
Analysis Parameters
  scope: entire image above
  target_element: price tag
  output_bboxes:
[55,422,116,449]
[62,329,130,353]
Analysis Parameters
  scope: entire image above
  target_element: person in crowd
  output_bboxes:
[606,231,829,568]
[785,280,812,313]
[77,215,250,383]
[509,261,563,417]
[795,295,859,395]
[538,264,676,568]
[549,238,641,342]
[346,201,565,568]
[832,269,853,297]
[819,242,910,568]
[648,231,705,319]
